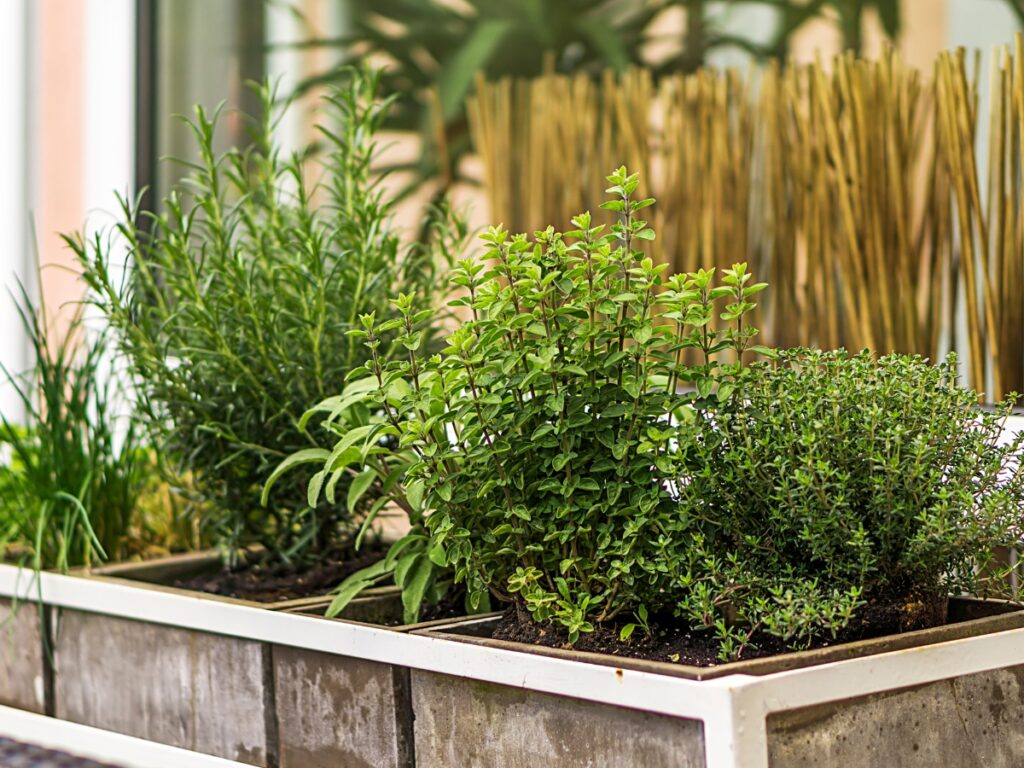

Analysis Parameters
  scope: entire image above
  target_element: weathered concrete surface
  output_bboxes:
[768,664,1024,767]
[53,609,271,765]
[273,646,412,768]
[411,669,706,768]
[0,598,45,713]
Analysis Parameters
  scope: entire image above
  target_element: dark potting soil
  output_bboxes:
[173,545,386,603]
[491,592,950,667]
[417,588,471,624]
[374,588,469,627]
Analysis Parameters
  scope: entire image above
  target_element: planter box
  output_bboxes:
[0,596,47,714]
[8,565,1024,768]
[413,598,1024,767]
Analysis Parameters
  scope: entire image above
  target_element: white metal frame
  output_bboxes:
[0,0,30,424]
[0,704,249,768]
[2,566,1024,768]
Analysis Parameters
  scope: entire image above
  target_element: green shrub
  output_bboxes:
[72,68,463,566]
[675,348,1024,659]
[0,285,151,572]
[304,167,766,629]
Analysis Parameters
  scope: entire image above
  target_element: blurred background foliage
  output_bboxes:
[291,0,903,201]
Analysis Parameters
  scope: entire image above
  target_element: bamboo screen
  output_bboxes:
[468,39,1024,400]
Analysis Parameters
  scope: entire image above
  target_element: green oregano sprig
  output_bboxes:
[302,167,767,632]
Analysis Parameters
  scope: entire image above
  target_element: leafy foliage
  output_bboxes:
[675,349,1024,658]
[304,167,765,629]
[0,285,152,572]
[72,68,462,566]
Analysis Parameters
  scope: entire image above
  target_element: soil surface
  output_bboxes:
[372,587,469,627]
[491,592,951,666]
[174,545,386,603]
[417,588,470,624]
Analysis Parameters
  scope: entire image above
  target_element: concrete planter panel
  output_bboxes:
[269,600,464,768]
[0,597,46,714]
[273,646,413,768]
[767,664,1024,767]
[410,669,706,768]
[52,557,424,768]
[53,608,273,765]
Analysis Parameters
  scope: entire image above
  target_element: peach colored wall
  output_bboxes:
[35,0,86,337]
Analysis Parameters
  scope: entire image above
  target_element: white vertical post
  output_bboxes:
[82,0,135,237]
[700,680,770,768]
[0,0,30,423]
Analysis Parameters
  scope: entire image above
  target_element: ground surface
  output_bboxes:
[0,737,121,768]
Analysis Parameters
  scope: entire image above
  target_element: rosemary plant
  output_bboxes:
[73,68,461,567]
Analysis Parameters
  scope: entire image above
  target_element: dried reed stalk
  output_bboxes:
[469,38,1024,398]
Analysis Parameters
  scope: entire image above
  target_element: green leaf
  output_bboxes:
[325,558,391,618]
[428,541,447,567]
[347,468,378,516]
[262,448,329,507]
[395,551,421,588]
[402,555,435,624]
[307,470,326,508]
[407,479,425,511]
[355,496,390,549]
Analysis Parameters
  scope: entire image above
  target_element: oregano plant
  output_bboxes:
[297,167,768,631]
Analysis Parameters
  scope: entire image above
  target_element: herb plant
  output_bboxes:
[306,167,766,629]
[675,349,1024,659]
[0,284,151,572]
[72,67,461,567]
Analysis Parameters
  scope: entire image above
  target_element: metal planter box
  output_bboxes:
[7,565,1024,768]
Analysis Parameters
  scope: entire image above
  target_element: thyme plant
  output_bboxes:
[676,349,1024,659]
[73,68,461,566]
[305,167,766,629]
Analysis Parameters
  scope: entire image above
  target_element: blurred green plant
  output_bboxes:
[0,284,151,573]
[72,67,464,568]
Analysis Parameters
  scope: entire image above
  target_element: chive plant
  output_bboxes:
[73,67,462,568]
[0,283,150,572]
